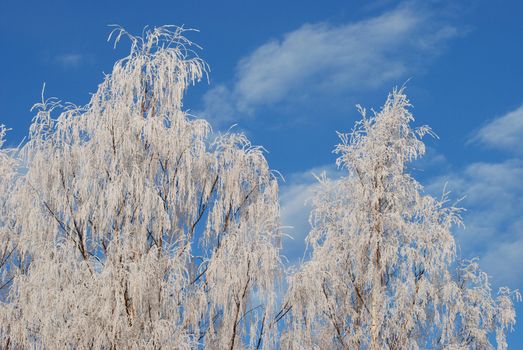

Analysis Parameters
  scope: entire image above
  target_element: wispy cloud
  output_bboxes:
[200,2,462,127]
[55,53,86,68]
[471,104,523,155]
[426,159,523,288]
[279,164,342,265]
[434,103,523,287]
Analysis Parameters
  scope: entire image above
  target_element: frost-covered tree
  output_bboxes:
[0,27,283,349]
[283,89,519,349]
[0,126,25,304]
[1,24,519,350]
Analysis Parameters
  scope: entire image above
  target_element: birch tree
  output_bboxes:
[0,26,282,349]
[283,89,519,349]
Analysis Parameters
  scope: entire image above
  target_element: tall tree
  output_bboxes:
[283,89,519,349]
[0,27,282,349]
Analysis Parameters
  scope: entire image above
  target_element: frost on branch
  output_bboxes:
[283,89,519,350]
[0,27,282,349]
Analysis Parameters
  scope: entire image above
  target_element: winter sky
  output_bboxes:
[1,0,522,345]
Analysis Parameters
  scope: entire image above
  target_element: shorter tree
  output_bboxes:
[283,88,519,349]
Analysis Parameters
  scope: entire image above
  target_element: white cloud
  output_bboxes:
[280,180,316,263]
[55,53,85,68]
[481,221,523,288]
[426,159,523,288]
[472,104,523,155]
[200,84,237,125]
[409,146,450,176]
[279,164,342,265]
[200,3,461,126]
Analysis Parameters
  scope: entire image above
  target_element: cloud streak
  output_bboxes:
[55,53,87,68]
[279,164,342,265]
[472,104,523,155]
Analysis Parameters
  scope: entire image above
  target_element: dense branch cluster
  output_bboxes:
[0,27,518,349]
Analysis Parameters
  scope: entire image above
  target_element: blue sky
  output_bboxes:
[1,0,522,344]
